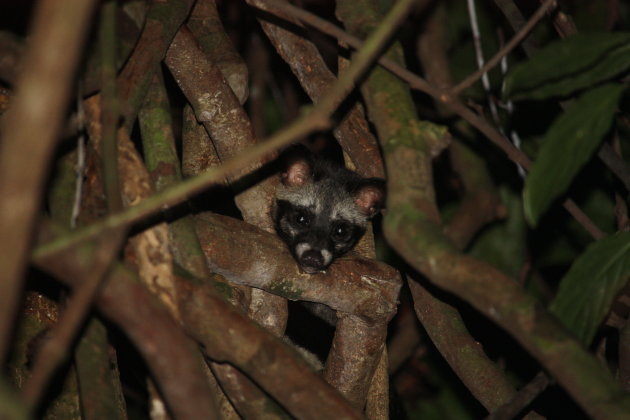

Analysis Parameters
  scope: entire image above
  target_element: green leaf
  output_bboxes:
[523,84,624,225]
[504,33,630,100]
[549,232,630,344]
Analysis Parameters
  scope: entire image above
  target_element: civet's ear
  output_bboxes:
[354,178,386,218]
[281,154,313,187]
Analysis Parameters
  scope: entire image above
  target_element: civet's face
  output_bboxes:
[274,157,385,273]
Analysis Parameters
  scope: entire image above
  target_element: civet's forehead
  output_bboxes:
[276,179,367,226]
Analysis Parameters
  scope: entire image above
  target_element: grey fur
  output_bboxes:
[273,155,385,273]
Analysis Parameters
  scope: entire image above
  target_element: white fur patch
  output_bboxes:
[321,249,333,266]
[295,242,312,258]
[296,243,332,267]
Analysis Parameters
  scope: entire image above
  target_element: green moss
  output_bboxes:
[268,280,304,300]
[210,278,234,301]
[382,120,447,153]
[384,202,453,254]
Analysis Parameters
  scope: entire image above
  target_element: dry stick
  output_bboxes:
[0,0,97,362]
[253,0,605,241]
[33,0,419,260]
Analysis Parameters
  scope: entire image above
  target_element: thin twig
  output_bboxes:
[466,0,500,125]
[498,29,527,178]
[453,0,556,95]
[33,0,418,259]
[252,0,605,240]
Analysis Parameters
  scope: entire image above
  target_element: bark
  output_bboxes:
[165,25,288,338]
[187,0,249,104]
[75,317,127,420]
[117,0,195,129]
[140,72,285,419]
[195,212,401,323]
[34,221,362,420]
[35,222,219,420]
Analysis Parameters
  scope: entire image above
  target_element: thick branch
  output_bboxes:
[140,71,283,418]
[187,0,249,104]
[35,221,362,420]
[195,212,401,323]
[165,24,288,341]
[34,222,219,420]
[324,317,387,410]
[34,0,416,288]
[165,25,276,231]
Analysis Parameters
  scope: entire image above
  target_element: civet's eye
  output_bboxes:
[295,211,310,227]
[332,222,351,242]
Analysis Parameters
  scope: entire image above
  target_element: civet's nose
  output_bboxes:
[299,249,325,273]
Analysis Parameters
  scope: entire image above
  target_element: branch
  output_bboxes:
[166,24,288,340]
[408,277,536,414]
[34,220,363,420]
[453,0,556,95]
[34,221,219,420]
[165,26,276,230]
[0,0,97,361]
[492,0,539,56]
[194,212,401,323]
[140,71,282,417]
[74,317,127,420]
[246,0,385,178]
[33,0,418,270]
[117,0,195,129]
[485,372,550,420]
[21,229,125,408]
[187,0,249,104]
[251,0,605,240]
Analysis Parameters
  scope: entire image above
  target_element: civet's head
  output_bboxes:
[273,155,385,274]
